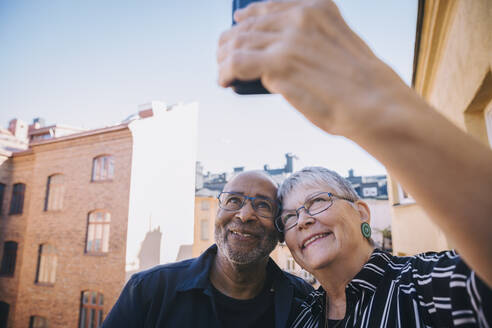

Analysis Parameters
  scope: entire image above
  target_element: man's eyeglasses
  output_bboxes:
[276,192,355,232]
[217,192,280,219]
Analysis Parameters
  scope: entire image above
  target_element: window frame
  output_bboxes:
[200,219,209,241]
[79,291,104,328]
[85,211,111,254]
[44,174,65,211]
[9,183,25,215]
[200,200,210,211]
[397,183,415,205]
[0,241,18,277]
[91,155,114,182]
[29,315,49,328]
[0,183,5,215]
[0,301,9,328]
[485,100,492,148]
[35,244,57,285]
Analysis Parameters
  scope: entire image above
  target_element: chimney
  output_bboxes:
[285,153,294,173]
[33,117,45,127]
[348,169,354,177]
[29,117,46,132]
[138,101,167,119]
[8,119,28,140]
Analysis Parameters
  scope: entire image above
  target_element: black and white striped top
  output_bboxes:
[290,249,491,327]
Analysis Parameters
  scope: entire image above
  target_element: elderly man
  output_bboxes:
[102,171,313,328]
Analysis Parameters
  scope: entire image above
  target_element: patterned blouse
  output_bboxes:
[290,249,491,327]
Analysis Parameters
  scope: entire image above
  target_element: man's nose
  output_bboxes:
[236,199,257,223]
[296,209,315,229]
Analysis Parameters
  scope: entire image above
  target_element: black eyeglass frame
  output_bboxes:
[275,192,355,232]
[217,191,281,219]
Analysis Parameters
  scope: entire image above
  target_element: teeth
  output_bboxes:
[231,230,252,237]
[303,233,330,248]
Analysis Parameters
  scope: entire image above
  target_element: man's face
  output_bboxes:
[215,172,279,265]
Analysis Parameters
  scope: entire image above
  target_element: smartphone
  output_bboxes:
[230,0,271,95]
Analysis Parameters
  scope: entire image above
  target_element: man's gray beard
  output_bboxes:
[215,227,278,265]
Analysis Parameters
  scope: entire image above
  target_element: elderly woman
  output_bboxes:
[276,167,491,328]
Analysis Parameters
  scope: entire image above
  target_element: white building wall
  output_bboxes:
[126,102,198,271]
[364,199,391,246]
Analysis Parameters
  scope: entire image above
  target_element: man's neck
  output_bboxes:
[210,252,269,300]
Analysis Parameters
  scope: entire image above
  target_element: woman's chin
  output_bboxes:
[301,251,338,272]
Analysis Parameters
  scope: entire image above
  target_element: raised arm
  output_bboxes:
[217,0,492,286]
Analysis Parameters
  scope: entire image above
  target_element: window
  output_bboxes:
[45,174,64,211]
[29,316,48,328]
[86,212,110,253]
[36,244,57,284]
[9,183,25,215]
[200,219,209,240]
[0,241,17,276]
[362,186,378,198]
[79,291,104,328]
[0,183,5,214]
[200,200,209,211]
[485,101,492,147]
[287,257,296,271]
[0,301,9,328]
[397,183,415,204]
[92,156,114,181]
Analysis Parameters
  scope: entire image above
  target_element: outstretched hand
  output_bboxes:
[217,0,414,138]
[217,0,492,287]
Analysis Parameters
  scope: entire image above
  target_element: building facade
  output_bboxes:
[0,101,198,328]
[389,0,492,255]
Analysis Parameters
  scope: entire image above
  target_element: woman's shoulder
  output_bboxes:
[380,249,462,274]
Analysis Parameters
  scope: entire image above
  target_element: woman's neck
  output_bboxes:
[314,244,374,320]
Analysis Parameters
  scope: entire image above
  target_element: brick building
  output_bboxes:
[0,101,198,328]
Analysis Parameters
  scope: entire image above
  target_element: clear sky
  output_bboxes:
[0,0,417,177]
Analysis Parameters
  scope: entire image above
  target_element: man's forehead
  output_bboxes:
[223,171,277,197]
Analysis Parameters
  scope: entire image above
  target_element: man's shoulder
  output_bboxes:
[281,270,314,295]
[130,256,204,286]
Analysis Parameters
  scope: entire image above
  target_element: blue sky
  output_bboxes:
[0,0,417,176]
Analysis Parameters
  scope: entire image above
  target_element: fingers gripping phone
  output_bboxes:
[231,0,271,95]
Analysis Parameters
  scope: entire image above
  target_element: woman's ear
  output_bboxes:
[355,200,371,225]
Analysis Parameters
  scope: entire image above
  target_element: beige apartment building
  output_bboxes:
[389,0,492,255]
[192,189,220,258]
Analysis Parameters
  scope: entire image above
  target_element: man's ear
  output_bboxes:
[355,200,371,225]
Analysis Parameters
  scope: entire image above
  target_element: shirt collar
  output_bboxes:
[176,244,290,292]
[303,249,391,317]
[346,248,391,294]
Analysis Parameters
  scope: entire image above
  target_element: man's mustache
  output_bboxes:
[224,223,265,237]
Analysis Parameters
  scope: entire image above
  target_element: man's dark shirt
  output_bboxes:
[212,270,275,328]
[102,244,313,328]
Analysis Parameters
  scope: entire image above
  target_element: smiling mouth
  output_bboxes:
[302,233,332,249]
[229,230,256,238]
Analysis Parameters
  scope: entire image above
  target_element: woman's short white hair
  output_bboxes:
[278,166,360,202]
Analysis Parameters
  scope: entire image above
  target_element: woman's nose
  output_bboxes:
[296,208,315,229]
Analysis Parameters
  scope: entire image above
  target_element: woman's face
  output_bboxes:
[282,183,370,273]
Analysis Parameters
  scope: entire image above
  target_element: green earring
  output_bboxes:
[361,222,371,239]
